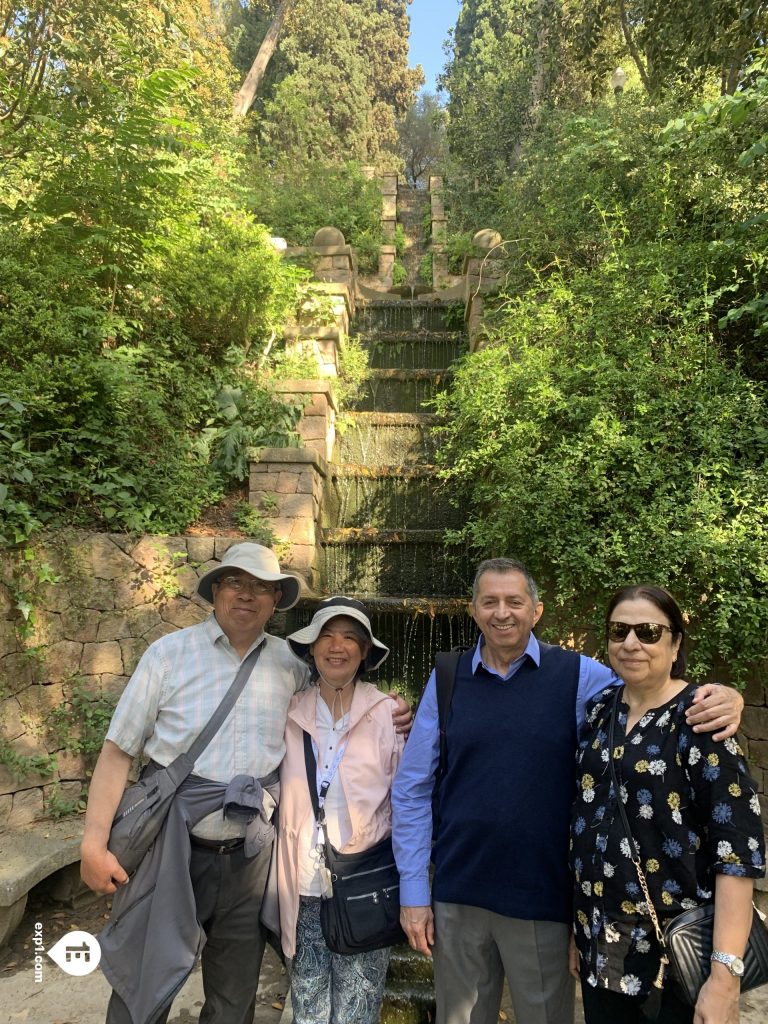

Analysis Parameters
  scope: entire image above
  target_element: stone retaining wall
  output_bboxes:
[0,533,238,832]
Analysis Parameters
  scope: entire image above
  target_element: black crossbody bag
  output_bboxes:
[302,729,406,955]
[606,687,768,1007]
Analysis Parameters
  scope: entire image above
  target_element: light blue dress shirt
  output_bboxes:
[391,634,617,907]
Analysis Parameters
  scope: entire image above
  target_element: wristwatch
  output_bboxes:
[710,950,745,977]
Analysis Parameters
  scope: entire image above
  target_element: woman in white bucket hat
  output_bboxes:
[276,597,404,1024]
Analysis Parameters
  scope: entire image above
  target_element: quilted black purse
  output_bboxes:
[607,688,768,1006]
[303,729,406,955]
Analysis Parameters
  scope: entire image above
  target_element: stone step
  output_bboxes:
[334,413,443,465]
[364,334,466,369]
[357,303,459,333]
[356,370,451,414]
[322,469,465,531]
[318,533,470,599]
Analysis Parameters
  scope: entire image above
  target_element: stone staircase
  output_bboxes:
[397,186,430,287]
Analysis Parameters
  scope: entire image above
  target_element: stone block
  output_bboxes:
[298,417,326,443]
[29,611,64,648]
[99,674,130,698]
[288,520,316,546]
[160,599,205,630]
[250,471,280,493]
[0,794,11,830]
[124,604,162,637]
[56,750,86,780]
[332,256,350,270]
[0,619,17,656]
[186,537,216,564]
[42,641,83,683]
[296,471,316,495]
[0,697,24,741]
[0,583,14,617]
[750,740,768,770]
[431,194,445,219]
[268,518,294,543]
[113,575,158,610]
[80,642,123,677]
[214,538,237,559]
[0,896,26,947]
[45,780,83,809]
[96,611,132,642]
[84,535,136,581]
[60,607,99,643]
[119,637,148,676]
[302,395,331,418]
[174,564,200,599]
[382,220,396,241]
[381,173,398,195]
[278,494,315,520]
[8,786,44,827]
[79,577,117,611]
[742,706,768,740]
[302,439,326,460]
[382,196,397,219]
[275,472,301,495]
[39,580,72,614]
[744,677,766,706]
[130,536,188,571]
[143,622,180,646]
[17,681,65,728]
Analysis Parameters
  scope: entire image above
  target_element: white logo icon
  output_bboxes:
[47,931,101,976]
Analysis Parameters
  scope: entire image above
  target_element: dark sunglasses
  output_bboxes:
[606,621,673,645]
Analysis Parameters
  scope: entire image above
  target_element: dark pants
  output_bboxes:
[581,982,694,1024]
[106,841,272,1024]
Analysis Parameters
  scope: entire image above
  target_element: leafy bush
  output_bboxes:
[436,254,768,685]
[248,160,383,272]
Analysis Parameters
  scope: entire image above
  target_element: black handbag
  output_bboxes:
[303,729,406,955]
[606,688,768,1006]
[108,640,265,875]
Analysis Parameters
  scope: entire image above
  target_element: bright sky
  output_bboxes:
[408,0,462,94]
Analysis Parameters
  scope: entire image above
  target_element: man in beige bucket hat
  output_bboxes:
[80,543,410,1024]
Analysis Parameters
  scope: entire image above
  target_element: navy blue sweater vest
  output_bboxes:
[432,643,580,923]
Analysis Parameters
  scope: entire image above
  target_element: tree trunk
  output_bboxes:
[233,0,294,118]
[617,0,653,95]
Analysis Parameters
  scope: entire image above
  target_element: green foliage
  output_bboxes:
[392,260,408,287]
[248,160,383,272]
[394,224,407,259]
[0,1,307,539]
[397,91,449,185]
[0,738,56,781]
[233,500,276,546]
[336,333,371,409]
[419,251,434,285]
[47,679,118,770]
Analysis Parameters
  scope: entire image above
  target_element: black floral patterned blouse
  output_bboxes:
[570,684,766,998]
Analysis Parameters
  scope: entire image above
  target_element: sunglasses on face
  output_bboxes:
[606,621,673,645]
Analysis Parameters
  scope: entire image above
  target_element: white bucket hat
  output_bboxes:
[196,543,302,611]
[287,597,389,672]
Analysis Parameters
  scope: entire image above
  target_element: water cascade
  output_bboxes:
[283,297,473,1022]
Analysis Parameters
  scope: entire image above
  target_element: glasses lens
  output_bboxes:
[220,577,274,595]
[607,622,667,644]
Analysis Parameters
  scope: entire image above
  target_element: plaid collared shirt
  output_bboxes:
[107,614,310,838]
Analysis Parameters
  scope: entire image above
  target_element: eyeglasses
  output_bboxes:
[218,576,278,597]
[606,621,673,645]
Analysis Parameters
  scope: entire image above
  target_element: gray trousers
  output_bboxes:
[433,902,575,1024]
[106,842,272,1024]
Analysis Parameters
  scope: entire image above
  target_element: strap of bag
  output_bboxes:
[185,639,266,764]
[607,689,669,975]
[303,728,323,822]
[435,649,462,781]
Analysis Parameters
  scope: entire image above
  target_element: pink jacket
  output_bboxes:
[277,682,404,958]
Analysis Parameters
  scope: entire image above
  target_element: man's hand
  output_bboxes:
[401,905,434,957]
[80,840,129,895]
[388,691,413,736]
[686,684,744,741]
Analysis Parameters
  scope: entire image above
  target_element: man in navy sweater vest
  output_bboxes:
[391,558,743,1024]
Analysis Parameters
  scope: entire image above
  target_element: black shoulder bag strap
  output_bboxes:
[303,729,323,824]
[434,649,462,781]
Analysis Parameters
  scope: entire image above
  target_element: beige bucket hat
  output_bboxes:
[196,543,302,610]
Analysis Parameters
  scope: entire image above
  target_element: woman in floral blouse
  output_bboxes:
[569,584,765,1024]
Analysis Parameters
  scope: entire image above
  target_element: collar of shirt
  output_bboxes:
[472,631,540,681]
[205,613,267,659]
